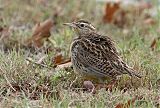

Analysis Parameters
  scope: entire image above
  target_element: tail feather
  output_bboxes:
[124,67,142,78]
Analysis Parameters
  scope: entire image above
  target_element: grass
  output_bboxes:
[0,0,160,108]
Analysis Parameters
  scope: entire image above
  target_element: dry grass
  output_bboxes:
[0,0,160,108]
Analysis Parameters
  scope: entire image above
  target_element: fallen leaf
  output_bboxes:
[0,26,3,32]
[103,1,120,23]
[52,53,71,67]
[52,54,71,69]
[150,37,160,51]
[115,96,142,108]
[0,26,11,41]
[52,53,63,65]
[113,10,126,28]
[143,18,156,25]
[55,61,72,70]
[150,38,157,51]
[58,58,71,65]
[26,18,54,47]
[102,1,153,28]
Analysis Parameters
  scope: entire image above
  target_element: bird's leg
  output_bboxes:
[105,79,117,91]
[69,76,78,89]
[105,76,121,91]
[93,78,117,91]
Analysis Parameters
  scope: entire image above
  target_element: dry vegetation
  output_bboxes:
[0,0,160,108]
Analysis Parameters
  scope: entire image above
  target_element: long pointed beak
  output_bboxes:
[63,23,76,28]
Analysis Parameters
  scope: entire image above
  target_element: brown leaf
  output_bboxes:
[52,54,71,69]
[103,2,120,23]
[26,18,54,47]
[0,26,3,32]
[56,61,72,70]
[60,58,71,64]
[150,38,157,51]
[143,18,156,25]
[113,10,126,28]
[115,96,142,108]
[150,37,160,51]
[53,53,63,65]
[0,26,11,40]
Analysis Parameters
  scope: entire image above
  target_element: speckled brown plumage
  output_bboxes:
[64,20,141,82]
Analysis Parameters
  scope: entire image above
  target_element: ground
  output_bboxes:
[0,0,160,108]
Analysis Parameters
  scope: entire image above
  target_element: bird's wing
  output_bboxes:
[73,35,122,77]
[87,34,141,78]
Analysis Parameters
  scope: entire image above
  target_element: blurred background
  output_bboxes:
[0,0,159,51]
[0,0,160,68]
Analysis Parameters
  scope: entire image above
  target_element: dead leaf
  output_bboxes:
[115,96,142,108]
[59,58,71,64]
[150,38,157,51]
[52,54,71,69]
[52,53,63,65]
[113,10,126,28]
[150,37,160,51]
[143,18,156,25]
[102,1,153,28]
[0,26,11,41]
[26,18,54,47]
[0,26,3,32]
[103,1,120,23]
[55,61,72,70]
[103,1,128,28]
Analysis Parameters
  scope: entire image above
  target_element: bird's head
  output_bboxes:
[64,20,96,35]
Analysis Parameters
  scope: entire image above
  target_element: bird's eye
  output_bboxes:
[80,23,85,27]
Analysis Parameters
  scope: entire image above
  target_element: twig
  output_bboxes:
[69,76,78,89]
[3,74,16,92]
[26,58,53,69]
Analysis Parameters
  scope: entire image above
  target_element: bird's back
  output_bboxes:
[71,32,125,78]
[71,32,142,79]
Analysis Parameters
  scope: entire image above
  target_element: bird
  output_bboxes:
[64,20,141,82]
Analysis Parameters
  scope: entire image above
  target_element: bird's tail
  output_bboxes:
[124,66,142,78]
